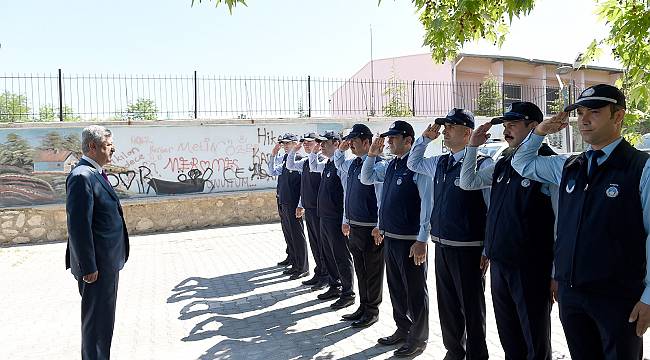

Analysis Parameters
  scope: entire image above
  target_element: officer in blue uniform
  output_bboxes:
[512,84,650,360]
[360,121,433,357]
[460,102,556,360]
[268,133,310,280]
[334,123,385,328]
[308,131,356,308]
[408,109,492,360]
[286,132,329,290]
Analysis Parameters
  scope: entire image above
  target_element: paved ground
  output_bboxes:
[1,222,649,360]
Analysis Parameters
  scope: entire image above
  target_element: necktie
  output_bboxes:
[446,156,455,172]
[100,170,110,184]
[354,157,363,167]
[587,149,605,178]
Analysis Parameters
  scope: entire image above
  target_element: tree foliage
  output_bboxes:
[191,0,247,12]
[382,71,412,117]
[0,92,31,122]
[474,73,502,116]
[38,105,81,122]
[124,98,159,120]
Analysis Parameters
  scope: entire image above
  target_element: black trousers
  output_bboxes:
[277,199,292,262]
[319,217,355,296]
[434,244,488,360]
[349,224,384,316]
[304,208,327,280]
[77,271,120,360]
[558,283,643,360]
[491,260,552,360]
[279,203,308,273]
[384,237,429,346]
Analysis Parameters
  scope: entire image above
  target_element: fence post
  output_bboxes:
[411,80,416,116]
[193,70,198,119]
[307,75,312,117]
[58,69,64,122]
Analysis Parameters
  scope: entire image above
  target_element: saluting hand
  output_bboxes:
[409,241,427,266]
[271,143,282,156]
[312,143,321,154]
[368,136,385,157]
[82,271,99,284]
[293,142,303,153]
[470,123,492,147]
[629,301,650,336]
[341,223,350,237]
[423,124,441,140]
[534,112,569,136]
[339,139,351,152]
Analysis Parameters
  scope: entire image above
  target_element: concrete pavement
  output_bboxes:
[1,223,648,359]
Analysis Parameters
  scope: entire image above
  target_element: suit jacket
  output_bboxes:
[65,158,130,277]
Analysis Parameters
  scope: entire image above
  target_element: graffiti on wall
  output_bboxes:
[0,124,338,207]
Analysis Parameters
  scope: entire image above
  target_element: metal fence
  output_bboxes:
[0,70,583,122]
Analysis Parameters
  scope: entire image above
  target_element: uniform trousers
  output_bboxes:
[319,217,354,296]
[384,237,429,346]
[349,224,384,316]
[278,203,308,273]
[277,199,292,263]
[491,260,552,360]
[558,282,643,360]
[434,244,488,360]
[304,207,328,280]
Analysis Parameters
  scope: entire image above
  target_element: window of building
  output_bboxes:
[503,84,522,111]
[546,86,560,114]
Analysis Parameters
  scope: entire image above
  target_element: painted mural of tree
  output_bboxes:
[0,133,34,169]
[39,131,82,158]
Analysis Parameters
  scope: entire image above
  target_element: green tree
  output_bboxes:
[0,92,30,122]
[474,74,502,116]
[382,72,412,117]
[0,133,34,169]
[38,105,81,122]
[124,98,158,120]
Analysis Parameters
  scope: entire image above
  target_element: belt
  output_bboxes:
[382,231,419,241]
[430,235,483,247]
[348,219,377,227]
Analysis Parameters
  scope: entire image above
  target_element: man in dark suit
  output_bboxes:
[66,125,130,360]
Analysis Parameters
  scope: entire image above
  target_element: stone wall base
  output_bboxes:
[0,190,279,246]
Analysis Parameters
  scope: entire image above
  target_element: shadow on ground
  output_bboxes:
[169,266,396,359]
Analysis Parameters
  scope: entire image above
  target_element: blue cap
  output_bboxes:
[435,108,475,129]
[380,120,415,138]
[491,102,544,124]
[343,124,373,140]
[278,133,298,142]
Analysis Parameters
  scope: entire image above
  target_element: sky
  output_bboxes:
[0,0,620,79]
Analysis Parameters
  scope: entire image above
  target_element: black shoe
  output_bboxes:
[341,307,365,321]
[282,267,298,275]
[289,271,309,280]
[377,331,406,346]
[351,314,378,328]
[302,276,319,286]
[394,343,426,357]
[317,287,342,300]
[277,258,290,266]
[310,281,328,291]
[330,296,355,310]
